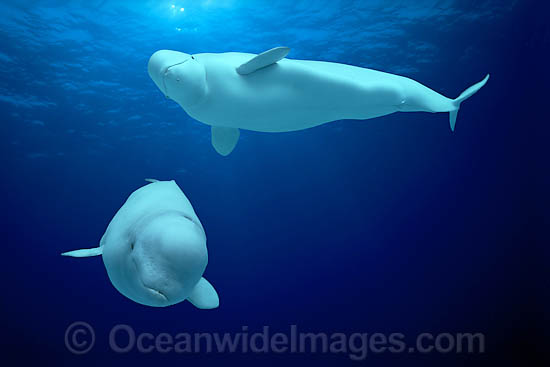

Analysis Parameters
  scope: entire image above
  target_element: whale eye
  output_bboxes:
[130,242,135,250]
[191,56,195,60]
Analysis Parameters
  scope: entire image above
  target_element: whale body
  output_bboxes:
[62,179,219,309]
[148,47,489,156]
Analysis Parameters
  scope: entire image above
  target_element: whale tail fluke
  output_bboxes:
[449,74,490,131]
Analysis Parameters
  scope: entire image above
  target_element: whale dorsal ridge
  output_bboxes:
[236,47,290,75]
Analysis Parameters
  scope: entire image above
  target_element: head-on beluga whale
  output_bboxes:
[61,179,219,309]
[148,47,489,156]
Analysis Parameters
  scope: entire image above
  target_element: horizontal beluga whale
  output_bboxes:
[62,179,219,309]
[148,47,489,156]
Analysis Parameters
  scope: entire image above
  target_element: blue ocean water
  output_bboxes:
[0,0,543,365]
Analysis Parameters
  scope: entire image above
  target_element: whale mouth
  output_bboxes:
[144,285,169,302]
[182,214,198,226]
[132,258,169,303]
[140,278,169,302]
[162,59,190,98]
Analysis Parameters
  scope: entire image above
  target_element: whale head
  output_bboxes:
[102,211,208,307]
[148,50,207,107]
[61,180,219,309]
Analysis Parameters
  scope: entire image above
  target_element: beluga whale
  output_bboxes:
[148,47,489,156]
[62,179,219,309]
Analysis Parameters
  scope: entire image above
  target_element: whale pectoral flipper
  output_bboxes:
[211,126,240,156]
[187,277,219,309]
[61,246,103,257]
[236,46,290,75]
